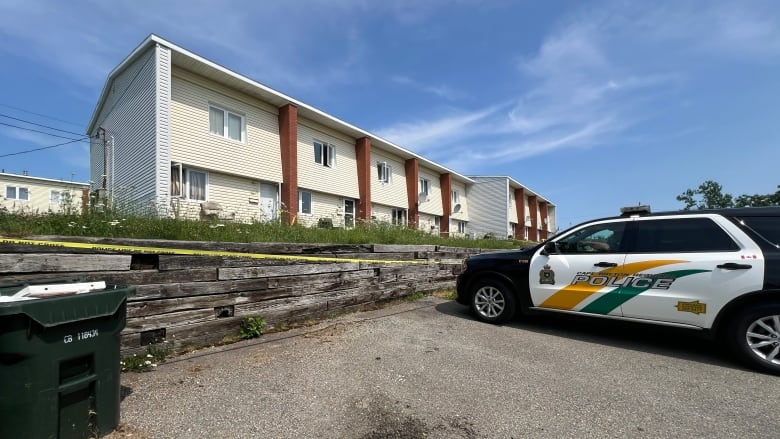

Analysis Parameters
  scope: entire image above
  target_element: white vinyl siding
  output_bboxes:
[89,45,159,211]
[370,151,406,208]
[170,68,283,184]
[465,177,508,239]
[417,169,443,216]
[450,180,468,221]
[297,121,359,199]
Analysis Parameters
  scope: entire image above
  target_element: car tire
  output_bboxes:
[470,278,517,324]
[727,303,780,375]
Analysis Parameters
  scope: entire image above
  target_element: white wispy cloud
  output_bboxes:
[392,76,462,101]
[373,0,778,172]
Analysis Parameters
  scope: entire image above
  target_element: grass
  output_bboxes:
[0,208,531,250]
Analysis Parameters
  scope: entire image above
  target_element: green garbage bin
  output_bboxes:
[0,280,132,439]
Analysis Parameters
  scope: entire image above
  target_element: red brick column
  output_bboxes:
[405,158,419,229]
[528,195,539,242]
[539,201,549,241]
[355,137,371,223]
[82,188,90,215]
[514,187,525,239]
[440,173,452,237]
[278,104,298,224]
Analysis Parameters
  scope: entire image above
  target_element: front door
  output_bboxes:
[529,220,628,317]
[259,183,278,222]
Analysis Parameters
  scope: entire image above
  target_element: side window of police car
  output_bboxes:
[556,222,627,254]
[633,218,739,252]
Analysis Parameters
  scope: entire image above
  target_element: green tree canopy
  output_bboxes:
[677,181,780,209]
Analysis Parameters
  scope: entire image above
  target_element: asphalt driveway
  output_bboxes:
[109,297,778,438]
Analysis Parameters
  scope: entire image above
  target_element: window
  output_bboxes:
[5,185,29,201]
[314,141,335,167]
[209,105,244,142]
[392,208,406,226]
[451,190,460,204]
[434,216,441,230]
[740,216,780,247]
[377,162,392,183]
[557,221,626,254]
[299,191,312,215]
[50,190,61,205]
[171,164,208,201]
[419,178,430,197]
[633,218,739,253]
[457,221,466,234]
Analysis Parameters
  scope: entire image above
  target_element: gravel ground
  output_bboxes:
[106,297,779,439]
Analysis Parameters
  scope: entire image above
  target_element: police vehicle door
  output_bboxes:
[620,215,764,327]
[529,220,628,316]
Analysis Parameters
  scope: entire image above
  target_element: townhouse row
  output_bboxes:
[86,35,555,240]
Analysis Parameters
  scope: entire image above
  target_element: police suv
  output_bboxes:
[456,206,780,374]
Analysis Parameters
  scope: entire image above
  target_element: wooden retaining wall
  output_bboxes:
[0,236,480,355]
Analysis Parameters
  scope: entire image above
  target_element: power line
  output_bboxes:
[0,138,85,158]
[0,121,88,142]
[0,113,89,138]
[0,103,83,128]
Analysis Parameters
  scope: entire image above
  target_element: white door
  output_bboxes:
[259,183,278,222]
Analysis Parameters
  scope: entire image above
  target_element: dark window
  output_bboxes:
[739,216,780,246]
[556,221,626,254]
[633,218,739,252]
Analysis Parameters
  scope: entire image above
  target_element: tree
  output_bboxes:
[734,185,780,207]
[676,180,734,210]
[678,182,780,209]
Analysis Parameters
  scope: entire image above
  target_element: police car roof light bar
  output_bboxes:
[619,205,652,217]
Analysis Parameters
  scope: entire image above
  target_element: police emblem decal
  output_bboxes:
[539,264,555,285]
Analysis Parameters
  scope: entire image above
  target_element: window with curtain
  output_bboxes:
[170,164,207,201]
[188,170,207,202]
[209,105,244,142]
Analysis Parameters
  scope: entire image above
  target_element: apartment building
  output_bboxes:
[87,34,553,240]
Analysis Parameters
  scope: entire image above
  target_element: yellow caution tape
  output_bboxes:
[0,238,432,265]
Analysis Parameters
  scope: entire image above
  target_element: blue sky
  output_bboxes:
[0,0,778,228]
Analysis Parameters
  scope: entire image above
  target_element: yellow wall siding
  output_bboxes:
[1,176,85,214]
[418,213,440,234]
[450,180,469,222]
[170,69,283,184]
[294,190,352,228]
[206,172,266,222]
[509,191,519,223]
[370,150,407,208]
[297,120,360,199]
[417,168,443,216]
[370,203,395,224]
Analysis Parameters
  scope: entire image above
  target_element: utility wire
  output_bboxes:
[0,113,89,138]
[0,103,83,128]
[0,121,88,142]
[0,138,84,158]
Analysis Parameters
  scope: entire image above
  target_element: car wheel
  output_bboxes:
[728,304,780,375]
[470,278,516,324]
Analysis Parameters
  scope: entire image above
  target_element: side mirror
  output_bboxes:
[541,241,557,256]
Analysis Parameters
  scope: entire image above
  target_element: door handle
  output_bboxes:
[594,262,618,267]
[716,263,752,270]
